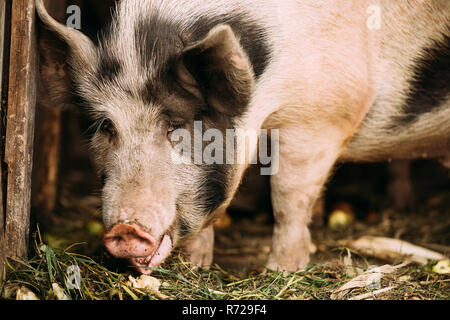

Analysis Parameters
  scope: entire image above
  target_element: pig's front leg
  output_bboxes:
[184,224,214,269]
[266,126,342,272]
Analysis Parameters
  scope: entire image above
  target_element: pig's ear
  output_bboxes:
[36,0,97,108]
[179,25,255,116]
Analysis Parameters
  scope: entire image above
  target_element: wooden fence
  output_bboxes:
[0,0,68,281]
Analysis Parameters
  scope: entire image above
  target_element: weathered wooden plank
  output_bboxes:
[4,0,37,261]
[0,1,6,90]
[0,0,8,281]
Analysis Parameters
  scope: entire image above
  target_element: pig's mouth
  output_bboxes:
[130,234,173,274]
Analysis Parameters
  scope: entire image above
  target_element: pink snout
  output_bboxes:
[104,224,155,258]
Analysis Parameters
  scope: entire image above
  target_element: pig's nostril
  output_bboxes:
[104,224,155,258]
[112,236,123,243]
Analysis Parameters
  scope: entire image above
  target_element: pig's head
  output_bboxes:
[36,0,267,273]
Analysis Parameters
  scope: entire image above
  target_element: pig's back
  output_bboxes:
[341,1,450,162]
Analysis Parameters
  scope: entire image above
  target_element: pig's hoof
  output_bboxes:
[297,257,309,271]
[266,254,310,272]
[265,262,297,273]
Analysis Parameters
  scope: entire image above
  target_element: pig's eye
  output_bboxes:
[99,119,116,139]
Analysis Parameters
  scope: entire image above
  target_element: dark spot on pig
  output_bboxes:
[97,56,122,83]
[140,74,206,121]
[133,9,271,86]
[191,14,271,78]
[134,14,184,76]
[195,164,229,216]
[97,9,271,122]
[177,215,192,238]
[400,34,449,124]
[139,79,159,105]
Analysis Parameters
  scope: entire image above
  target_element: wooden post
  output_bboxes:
[3,0,37,264]
[0,0,9,282]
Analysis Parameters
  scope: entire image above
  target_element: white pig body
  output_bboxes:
[37,0,449,272]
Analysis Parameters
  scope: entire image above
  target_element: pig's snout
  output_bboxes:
[104,224,155,258]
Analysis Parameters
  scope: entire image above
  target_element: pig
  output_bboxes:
[36,0,450,273]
